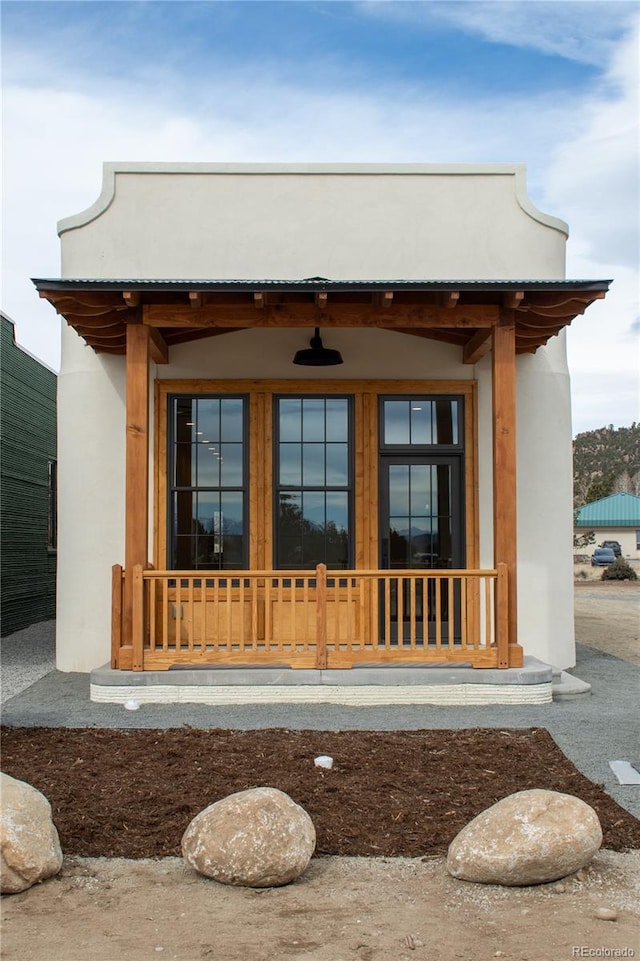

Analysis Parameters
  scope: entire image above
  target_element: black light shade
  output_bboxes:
[292,328,343,366]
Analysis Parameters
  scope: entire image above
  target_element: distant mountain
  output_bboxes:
[573,424,640,506]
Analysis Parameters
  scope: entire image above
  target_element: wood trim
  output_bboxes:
[148,327,169,365]
[156,378,475,394]
[111,564,123,668]
[363,392,379,569]
[144,303,498,329]
[354,392,365,569]
[465,381,479,570]
[154,379,478,580]
[124,324,150,645]
[496,561,509,667]
[462,329,492,365]
[153,379,164,569]
[132,564,145,671]
[492,316,518,645]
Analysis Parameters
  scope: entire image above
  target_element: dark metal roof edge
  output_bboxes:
[32,278,613,292]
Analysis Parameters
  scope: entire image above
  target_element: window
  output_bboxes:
[379,396,465,570]
[381,397,460,447]
[275,396,353,569]
[168,396,247,569]
[636,531,640,551]
[47,460,57,551]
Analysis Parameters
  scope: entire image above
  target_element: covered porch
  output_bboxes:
[37,277,608,677]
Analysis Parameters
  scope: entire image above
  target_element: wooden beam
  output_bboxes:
[462,329,492,364]
[143,302,499,330]
[503,291,524,309]
[492,313,517,648]
[315,292,328,309]
[189,291,204,308]
[441,291,460,308]
[254,292,265,309]
[148,325,169,365]
[123,324,150,648]
[376,291,394,308]
[123,291,141,307]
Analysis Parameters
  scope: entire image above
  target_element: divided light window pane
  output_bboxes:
[169,396,247,570]
[276,396,352,570]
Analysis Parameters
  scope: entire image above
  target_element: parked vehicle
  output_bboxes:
[600,540,622,557]
[591,547,616,567]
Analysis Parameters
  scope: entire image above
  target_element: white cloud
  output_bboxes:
[359,0,636,66]
[542,21,640,432]
[1,4,637,432]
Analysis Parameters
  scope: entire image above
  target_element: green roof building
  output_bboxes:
[575,492,640,560]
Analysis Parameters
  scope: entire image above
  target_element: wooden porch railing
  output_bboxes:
[113,563,517,671]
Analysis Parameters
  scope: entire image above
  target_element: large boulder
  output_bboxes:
[0,773,63,894]
[446,789,602,886]
[182,787,316,887]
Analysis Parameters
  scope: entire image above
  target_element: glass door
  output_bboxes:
[379,456,464,644]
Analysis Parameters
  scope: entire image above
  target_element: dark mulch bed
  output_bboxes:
[2,726,639,859]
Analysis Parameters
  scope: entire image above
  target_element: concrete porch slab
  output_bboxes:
[90,657,555,705]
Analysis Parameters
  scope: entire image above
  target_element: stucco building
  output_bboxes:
[34,163,609,702]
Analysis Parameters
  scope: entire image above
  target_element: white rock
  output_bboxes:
[446,789,602,886]
[593,906,618,921]
[0,773,63,894]
[181,787,316,887]
[314,755,334,769]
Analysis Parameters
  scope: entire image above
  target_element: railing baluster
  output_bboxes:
[316,564,327,669]
[149,577,156,652]
[226,577,233,650]
[277,576,284,651]
[239,576,246,653]
[460,576,467,649]
[188,578,194,651]
[485,576,492,649]
[251,579,259,648]
[303,577,309,650]
[265,577,272,650]
[384,576,391,648]
[201,578,208,652]
[132,564,144,671]
[346,576,353,646]
[410,575,416,649]
[290,577,296,650]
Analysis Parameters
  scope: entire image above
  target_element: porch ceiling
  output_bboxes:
[32,278,610,360]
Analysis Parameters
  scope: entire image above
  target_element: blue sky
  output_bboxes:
[2,0,638,433]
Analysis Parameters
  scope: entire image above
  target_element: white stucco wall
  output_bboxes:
[60,163,567,280]
[54,163,576,672]
[56,325,126,671]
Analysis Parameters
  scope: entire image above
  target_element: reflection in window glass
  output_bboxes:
[385,463,454,570]
[169,396,247,569]
[383,399,460,447]
[276,397,352,569]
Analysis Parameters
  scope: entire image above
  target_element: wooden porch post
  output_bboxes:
[492,313,519,659]
[123,323,150,657]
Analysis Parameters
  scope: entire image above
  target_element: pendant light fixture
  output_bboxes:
[292,327,344,366]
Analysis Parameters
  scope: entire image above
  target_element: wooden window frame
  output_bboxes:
[155,380,478,572]
[166,393,249,570]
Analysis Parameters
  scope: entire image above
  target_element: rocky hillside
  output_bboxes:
[573,424,640,506]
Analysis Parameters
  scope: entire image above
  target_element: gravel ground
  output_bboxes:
[0,619,55,704]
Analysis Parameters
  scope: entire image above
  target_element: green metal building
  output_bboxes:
[1,313,57,634]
